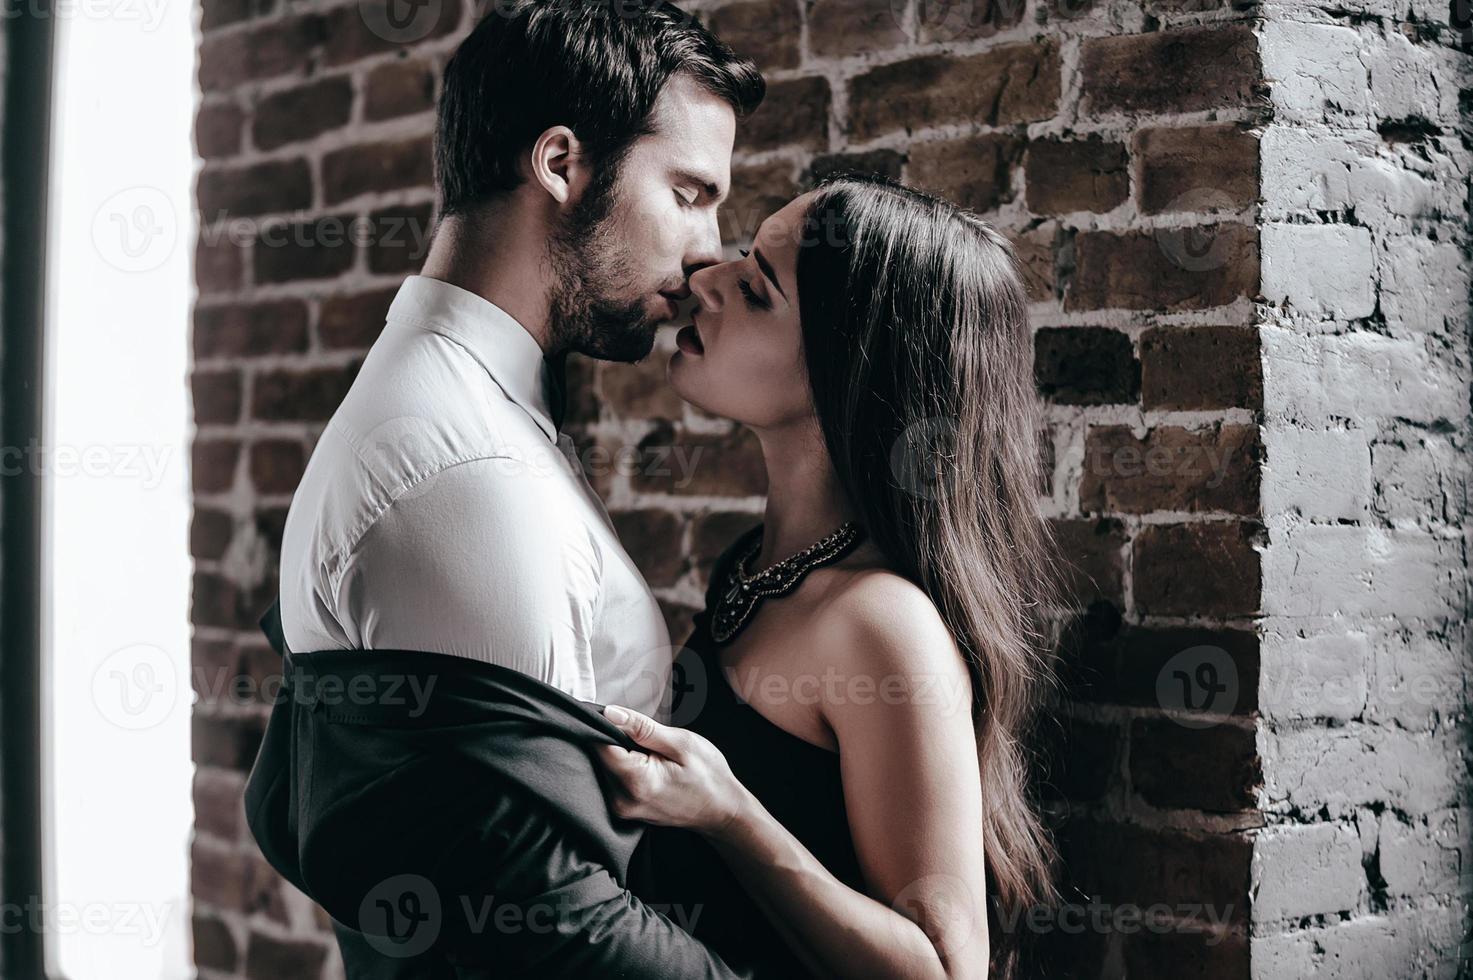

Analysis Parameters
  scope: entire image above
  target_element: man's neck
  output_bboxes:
[419,210,555,353]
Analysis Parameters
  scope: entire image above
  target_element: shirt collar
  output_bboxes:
[385,275,559,442]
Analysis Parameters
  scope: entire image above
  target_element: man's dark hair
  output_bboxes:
[435,0,765,216]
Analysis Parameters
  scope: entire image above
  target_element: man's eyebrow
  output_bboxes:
[672,168,728,204]
[751,244,786,301]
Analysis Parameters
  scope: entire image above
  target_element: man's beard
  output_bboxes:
[546,174,663,363]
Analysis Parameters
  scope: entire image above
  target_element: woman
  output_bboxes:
[595,174,1062,979]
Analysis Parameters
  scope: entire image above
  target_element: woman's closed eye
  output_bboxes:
[737,249,771,310]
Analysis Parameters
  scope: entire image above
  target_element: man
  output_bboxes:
[279,0,758,718]
[251,0,765,975]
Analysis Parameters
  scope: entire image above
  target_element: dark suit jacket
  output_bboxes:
[242,600,752,979]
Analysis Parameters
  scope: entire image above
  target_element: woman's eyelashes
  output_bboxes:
[736,249,771,310]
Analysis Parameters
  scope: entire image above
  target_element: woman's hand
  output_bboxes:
[594,704,750,838]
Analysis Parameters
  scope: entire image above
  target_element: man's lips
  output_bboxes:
[676,323,704,355]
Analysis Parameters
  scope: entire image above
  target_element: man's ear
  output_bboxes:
[529,125,585,206]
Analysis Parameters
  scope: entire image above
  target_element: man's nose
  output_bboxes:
[683,212,724,283]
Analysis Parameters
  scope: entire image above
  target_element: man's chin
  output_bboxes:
[576,319,660,363]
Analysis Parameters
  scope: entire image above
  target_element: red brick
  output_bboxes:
[322,136,434,204]
[736,76,830,153]
[244,932,328,980]
[598,357,685,420]
[1054,818,1251,924]
[1065,620,1260,716]
[319,287,397,349]
[236,640,285,705]
[253,214,359,284]
[721,158,800,245]
[192,913,238,972]
[192,638,248,713]
[1045,0,1099,17]
[1133,522,1261,617]
[197,14,326,92]
[193,768,245,841]
[191,507,234,561]
[629,423,768,497]
[196,158,311,219]
[907,133,1023,213]
[706,0,802,70]
[1130,718,1261,811]
[194,299,308,359]
[1125,929,1250,980]
[1011,223,1059,303]
[1025,136,1129,214]
[191,439,240,493]
[195,233,244,295]
[1080,424,1261,515]
[1038,425,1056,495]
[194,102,244,158]
[1051,517,1128,608]
[1080,25,1260,115]
[1068,225,1259,312]
[1036,715,1120,802]
[364,58,437,121]
[1134,124,1259,216]
[192,571,241,629]
[562,354,601,428]
[847,42,1061,142]
[365,202,435,275]
[320,0,463,68]
[1034,327,1139,405]
[807,149,904,186]
[191,713,265,770]
[251,363,360,421]
[242,852,291,925]
[613,509,686,587]
[190,839,249,910]
[191,368,243,424]
[249,440,305,495]
[808,0,906,58]
[199,0,274,31]
[251,76,353,151]
[916,0,1027,43]
[1141,325,1262,411]
[690,510,761,590]
[255,507,290,557]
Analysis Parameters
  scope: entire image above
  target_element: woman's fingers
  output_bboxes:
[603,704,688,759]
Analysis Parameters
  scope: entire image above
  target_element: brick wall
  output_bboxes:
[187,0,1471,976]
[1249,2,1473,974]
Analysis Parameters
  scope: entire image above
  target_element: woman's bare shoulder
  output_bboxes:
[798,561,967,681]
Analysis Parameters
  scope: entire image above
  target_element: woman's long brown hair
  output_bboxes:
[794,174,1062,978]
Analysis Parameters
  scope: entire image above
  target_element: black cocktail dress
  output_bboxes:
[632,527,869,978]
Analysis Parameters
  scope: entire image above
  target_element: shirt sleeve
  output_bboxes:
[332,456,603,702]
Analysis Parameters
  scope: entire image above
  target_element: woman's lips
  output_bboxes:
[676,323,704,355]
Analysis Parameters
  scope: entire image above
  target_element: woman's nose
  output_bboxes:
[688,263,723,314]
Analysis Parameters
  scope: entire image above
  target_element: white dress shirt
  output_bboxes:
[277,275,673,721]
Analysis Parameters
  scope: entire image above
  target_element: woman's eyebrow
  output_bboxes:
[750,245,786,300]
